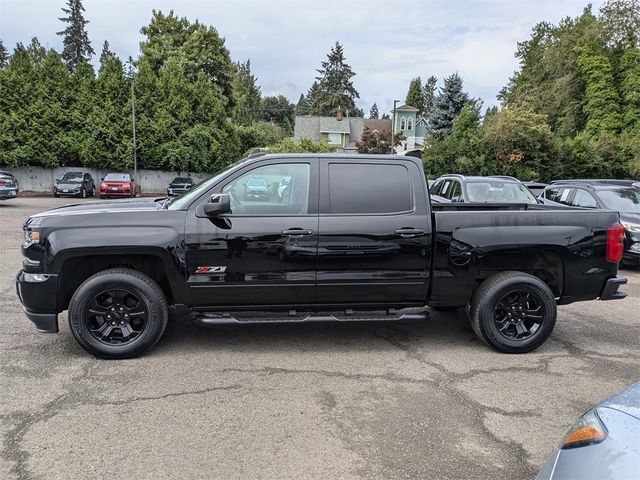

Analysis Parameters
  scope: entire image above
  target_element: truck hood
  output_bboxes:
[31,197,163,219]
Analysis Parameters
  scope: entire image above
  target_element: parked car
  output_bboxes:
[53,171,96,198]
[537,380,640,480]
[430,175,539,204]
[522,181,548,197]
[167,177,195,196]
[539,180,640,267]
[0,171,19,200]
[99,173,138,199]
[243,177,269,200]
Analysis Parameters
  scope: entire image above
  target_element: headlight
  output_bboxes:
[623,223,640,233]
[24,229,40,244]
[560,408,608,449]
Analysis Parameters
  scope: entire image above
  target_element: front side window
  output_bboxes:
[222,163,310,215]
[328,163,412,214]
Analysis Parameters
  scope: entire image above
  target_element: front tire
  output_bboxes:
[68,268,168,359]
[469,271,556,353]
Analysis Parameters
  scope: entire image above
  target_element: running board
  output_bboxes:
[193,309,428,327]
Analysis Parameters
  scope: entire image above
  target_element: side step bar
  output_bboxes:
[194,309,428,327]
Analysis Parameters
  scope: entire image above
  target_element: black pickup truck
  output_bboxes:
[16,154,627,358]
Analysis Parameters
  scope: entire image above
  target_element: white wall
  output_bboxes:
[2,166,210,195]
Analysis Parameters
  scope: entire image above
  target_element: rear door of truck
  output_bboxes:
[316,157,432,306]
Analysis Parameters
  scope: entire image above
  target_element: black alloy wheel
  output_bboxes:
[84,288,148,346]
[470,271,556,353]
[68,268,168,358]
[493,288,545,341]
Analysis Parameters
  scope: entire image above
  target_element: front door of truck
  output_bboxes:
[185,159,319,307]
[316,158,432,305]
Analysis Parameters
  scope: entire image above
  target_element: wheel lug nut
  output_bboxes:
[111,321,116,326]
[107,315,111,319]
[120,307,124,311]
[120,321,124,325]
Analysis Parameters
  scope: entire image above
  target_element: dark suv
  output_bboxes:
[167,177,196,196]
[539,180,640,267]
[0,171,19,200]
[430,175,539,204]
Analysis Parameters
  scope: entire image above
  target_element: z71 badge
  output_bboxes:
[195,266,227,274]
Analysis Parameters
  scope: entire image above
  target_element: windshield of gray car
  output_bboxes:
[466,181,538,204]
[59,172,83,182]
[598,188,640,212]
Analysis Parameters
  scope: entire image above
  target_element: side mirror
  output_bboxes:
[100,177,104,181]
[203,194,231,217]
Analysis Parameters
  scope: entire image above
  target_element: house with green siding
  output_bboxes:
[392,104,428,154]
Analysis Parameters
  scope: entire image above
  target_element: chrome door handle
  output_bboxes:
[395,228,425,237]
[282,228,313,237]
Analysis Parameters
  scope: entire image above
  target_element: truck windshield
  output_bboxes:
[598,188,640,212]
[466,181,538,204]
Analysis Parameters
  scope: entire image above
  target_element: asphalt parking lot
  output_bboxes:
[1,197,639,479]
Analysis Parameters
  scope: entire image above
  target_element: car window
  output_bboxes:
[328,163,412,214]
[466,181,538,204]
[571,189,597,208]
[545,186,570,204]
[598,187,640,212]
[222,163,310,215]
[104,173,131,181]
[440,180,451,198]
[430,180,442,196]
[60,172,84,182]
[448,181,462,202]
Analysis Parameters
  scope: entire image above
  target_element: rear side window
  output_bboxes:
[545,187,571,205]
[328,163,412,214]
[572,189,597,208]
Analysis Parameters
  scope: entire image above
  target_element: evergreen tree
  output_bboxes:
[369,103,379,119]
[306,81,322,114]
[619,46,640,129]
[381,113,390,119]
[98,40,117,73]
[260,95,294,133]
[405,77,424,112]
[422,75,437,116]
[576,47,623,135]
[0,40,8,68]
[139,10,235,106]
[57,0,94,71]
[295,93,310,115]
[310,42,359,116]
[233,60,261,125]
[428,73,469,138]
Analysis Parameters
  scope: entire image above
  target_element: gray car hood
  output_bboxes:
[599,380,640,420]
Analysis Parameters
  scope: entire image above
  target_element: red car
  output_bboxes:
[99,173,138,199]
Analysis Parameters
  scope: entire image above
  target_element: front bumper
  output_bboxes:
[100,190,131,197]
[599,275,627,300]
[16,270,59,332]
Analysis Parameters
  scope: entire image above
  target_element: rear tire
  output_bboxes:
[469,271,556,353]
[68,268,168,359]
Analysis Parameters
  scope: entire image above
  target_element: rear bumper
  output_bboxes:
[599,275,627,301]
[16,270,59,332]
[0,188,19,199]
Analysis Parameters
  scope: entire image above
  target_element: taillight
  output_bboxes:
[0,179,6,186]
[606,224,625,263]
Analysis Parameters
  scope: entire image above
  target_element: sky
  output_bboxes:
[0,0,605,114]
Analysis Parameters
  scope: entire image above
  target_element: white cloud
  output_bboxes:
[1,0,605,113]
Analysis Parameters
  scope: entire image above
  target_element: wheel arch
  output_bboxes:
[56,250,183,312]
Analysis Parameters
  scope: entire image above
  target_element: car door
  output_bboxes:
[184,159,319,307]
[316,158,432,305]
